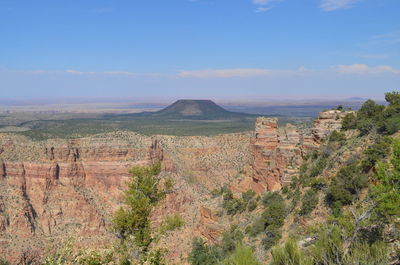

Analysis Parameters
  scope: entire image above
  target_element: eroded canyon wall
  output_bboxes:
[0,131,253,264]
[0,110,349,264]
[247,110,350,192]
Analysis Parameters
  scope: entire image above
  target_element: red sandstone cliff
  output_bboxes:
[0,111,350,264]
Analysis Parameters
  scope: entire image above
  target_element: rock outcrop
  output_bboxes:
[249,118,303,192]
[312,110,352,144]
[247,110,350,192]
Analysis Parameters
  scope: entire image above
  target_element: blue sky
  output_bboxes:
[0,0,399,99]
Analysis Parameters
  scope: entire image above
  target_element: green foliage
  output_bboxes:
[221,225,244,255]
[335,104,344,111]
[159,214,184,234]
[242,190,256,203]
[188,238,222,265]
[260,192,287,227]
[299,189,319,216]
[140,249,166,265]
[247,199,258,212]
[307,225,390,265]
[342,91,400,136]
[370,139,400,223]
[361,136,391,172]
[223,198,246,215]
[273,223,390,265]
[245,192,287,249]
[261,191,282,207]
[112,163,163,248]
[0,260,9,265]
[221,189,257,215]
[41,242,115,265]
[262,225,282,250]
[344,241,390,265]
[289,188,301,212]
[341,112,357,130]
[163,177,174,193]
[309,177,327,191]
[381,91,400,134]
[271,239,312,265]
[76,250,113,265]
[308,225,346,263]
[328,130,346,143]
[222,245,261,265]
[309,157,327,178]
[326,163,368,215]
[189,226,246,265]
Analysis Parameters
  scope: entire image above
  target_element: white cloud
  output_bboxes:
[65,70,138,76]
[335,64,400,74]
[370,31,400,46]
[4,65,400,80]
[251,0,283,12]
[252,0,281,5]
[179,67,308,78]
[320,0,361,11]
[255,7,272,12]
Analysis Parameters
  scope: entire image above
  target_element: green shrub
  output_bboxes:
[261,193,287,227]
[0,260,8,265]
[370,139,400,223]
[221,225,244,255]
[271,239,312,265]
[329,130,346,143]
[342,92,400,135]
[262,225,282,250]
[309,157,327,178]
[223,198,246,215]
[261,191,282,207]
[309,177,327,191]
[242,190,256,203]
[361,136,391,172]
[222,245,261,265]
[326,163,368,214]
[341,112,357,130]
[141,249,166,265]
[308,225,389,265]
[245,218,265,237]
[159,214,184,234]
[189,238,222,265]
[163,177,174,193]
[76,250,113,265]
[247,199,257,212]
[112,163,163,247]
[289,189,301,212]
[299,190,319,216]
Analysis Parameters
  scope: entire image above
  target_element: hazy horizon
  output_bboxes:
[1,0,399,99]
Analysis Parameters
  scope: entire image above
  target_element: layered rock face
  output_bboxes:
[250,118,302,192]
[312,110,352,143]
[0,110,350,263]
[0,132,166,264]
[0,132,252,264]
[248,110,351,192]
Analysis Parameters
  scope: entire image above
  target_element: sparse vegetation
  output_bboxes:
[159,214,184,234]
[112,163,163,248]
[299,189,318,216]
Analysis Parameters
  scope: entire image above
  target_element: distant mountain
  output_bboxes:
[346,97,367,101]
[107,99,256,120]
[154,100,226,117]
[151,99,255,119]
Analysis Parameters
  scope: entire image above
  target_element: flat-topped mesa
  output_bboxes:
[251,117,303,192]
[312,110,353,144]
